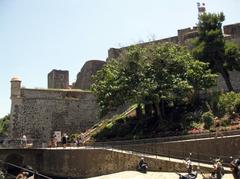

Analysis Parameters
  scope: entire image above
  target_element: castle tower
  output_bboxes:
[74,60,105,90]
[48,69,69,89]
[10,76,22,138]
[10,76,21,99]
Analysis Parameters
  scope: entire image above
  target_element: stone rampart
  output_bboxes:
[74,60,105,90]
[108,22,240,60]
[107,36,178,60]
[224,23,240,46]
[10,86,99,142]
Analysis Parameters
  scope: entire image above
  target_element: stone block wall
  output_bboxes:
[214,70,240,92]
[48,69,69,89]
[11,88,99,142]
[107,22,240,60]
[107,36,178,60]
[224,23,240,46]
[110,135,240,165]
[0,148,212,178]
[74,60,105,90]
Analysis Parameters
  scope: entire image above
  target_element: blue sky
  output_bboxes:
[0,0,240,118]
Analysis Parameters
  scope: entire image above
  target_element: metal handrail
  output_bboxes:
[0,159,52,179]
[1,129,240,149]
[92,129,240,147]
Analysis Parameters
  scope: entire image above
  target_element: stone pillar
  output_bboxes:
[10,77,22,138]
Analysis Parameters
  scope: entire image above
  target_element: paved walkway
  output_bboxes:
[88,171,233,179]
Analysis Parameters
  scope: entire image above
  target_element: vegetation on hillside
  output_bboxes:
[0,114,10,137]
[92,43,217,118]
[90,12,240,141]
[92,91,240,141]
[91,43,218,140]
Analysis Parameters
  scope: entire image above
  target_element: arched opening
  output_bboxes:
[4,153,24,176]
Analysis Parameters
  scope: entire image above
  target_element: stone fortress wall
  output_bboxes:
[108,23,240,60]
[74,60,106,90]
[10,70,100,142]
[48,69,69,89]
[11,89,97,141]
[108,22,240,92]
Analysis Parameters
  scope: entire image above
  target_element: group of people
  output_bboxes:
[176,157,225,179]
[208,158,225,179]
[176,156,240,179]
[51,132,85,148]
[137,155,240,179]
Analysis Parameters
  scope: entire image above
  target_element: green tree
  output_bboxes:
[91,60,126,116]
[192,12,240,91]
[142,43,216,120]
[0,114,10,137]
[92,43,217,120]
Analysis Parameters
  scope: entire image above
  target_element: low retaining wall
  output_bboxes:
[106,135,240,164]
[0,148,212,178]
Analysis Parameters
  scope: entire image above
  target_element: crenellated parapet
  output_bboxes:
[108,22,240,60]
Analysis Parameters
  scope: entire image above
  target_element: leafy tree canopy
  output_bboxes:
[191,12,240,91]
[0,114,10,137]
[92,43,217,118]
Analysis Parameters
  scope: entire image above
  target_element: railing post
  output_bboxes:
[168,150,170,161]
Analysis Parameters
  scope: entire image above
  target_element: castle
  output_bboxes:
[108,23,240,59]
[10,60,105,142]
[10,22,240,142]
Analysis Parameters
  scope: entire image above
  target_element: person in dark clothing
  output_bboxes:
[230,158,240,179]
[61,133,68,148]
[210,159,224,179]
[137,157,148,173]
[178,158,197,179]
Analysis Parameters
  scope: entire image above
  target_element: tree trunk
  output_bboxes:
[160,100,165,120]
[144,103,153,118]
[153,101,163,121]
[220,69,234,91]
[213,56,234,91]
[191,89,200,106]
[136,104,143,120]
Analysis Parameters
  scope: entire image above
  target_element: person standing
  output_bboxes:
[61,133,67,148]
[22,135,27,148]
[214,117,223,138]
[52,134,58,147]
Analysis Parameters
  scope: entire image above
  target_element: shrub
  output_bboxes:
[68,133,79,143]
[0,114,10,137]
[218,92,240,115]
[190,121,202,130]
[221,118,230,127]
[202,111,214,129]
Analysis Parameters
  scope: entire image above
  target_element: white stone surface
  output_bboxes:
[88,171,233,179]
